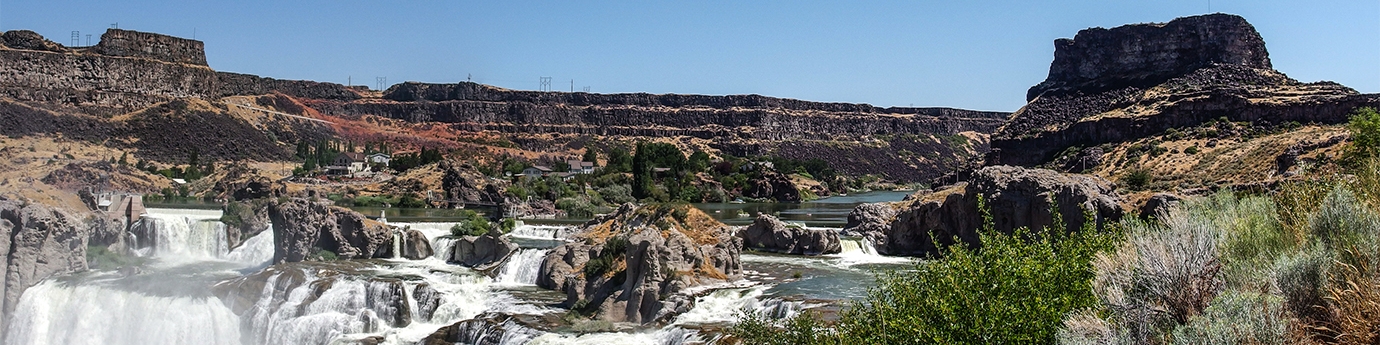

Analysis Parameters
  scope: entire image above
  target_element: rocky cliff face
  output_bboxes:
[266,198,392,263]
[0,198,89,332]
[992,14,1380,167]
[537,203,741,324]
[1029,14,1271,100]
[843,166,1123,256]
[91,29,208,66]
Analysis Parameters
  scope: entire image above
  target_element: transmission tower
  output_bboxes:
[85,34,92,46]
[539,77,552,92]
[583,86,590,92]
[70,31,79,47]
[376,77,387,91]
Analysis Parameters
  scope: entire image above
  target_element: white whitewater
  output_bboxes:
[509,224,571,240]
[832,237,911,267]
[11,211,818,345]
[6,280,243,345]
[495,249,548,285]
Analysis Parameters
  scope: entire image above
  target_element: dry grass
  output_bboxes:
[1091,125,1348,192]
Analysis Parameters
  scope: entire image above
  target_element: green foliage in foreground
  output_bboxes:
[729,197,1120,344]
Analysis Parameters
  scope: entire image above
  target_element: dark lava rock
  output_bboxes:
[1140,193,1183,221]
[738,214,840,255]
[743,171,801,203]
[538,203,741,324]
[1028,13,1271,100]
[843,166,1124,256]
[450,232,517,270]
[266,198,392,263]
[418,312,545,345]
[377,227,434,260]
[1,30,67,52]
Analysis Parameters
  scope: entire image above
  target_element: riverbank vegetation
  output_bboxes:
[728,108,1380,345]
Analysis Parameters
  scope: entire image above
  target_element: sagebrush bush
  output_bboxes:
[1168,290,1287,345]
[1274,247,1332,327]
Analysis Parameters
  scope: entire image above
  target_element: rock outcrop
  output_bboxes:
[844,166,1123,256]
[440,160,509,208]
[1140,193,1183,220]
[418,313,546,345]
[0,198,89,332]
[378,228,434,260]
[1028,13,1271,100]
[90,29,207,66]
[743,171,802,203]
[991,14,1380,167]
[537,203,742,324]
[266,198,392,263]
[738,214,840,255]
[1,30,66,52]
[449,232,517,270]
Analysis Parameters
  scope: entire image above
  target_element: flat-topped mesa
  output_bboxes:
[1027,13,1271,101]
[987,13,1380,167]
[383,81,1010,118]
[91,29,207,66]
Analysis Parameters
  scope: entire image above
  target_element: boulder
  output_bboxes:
[843,166,1124,256]
[840,202,898,240]
[451,232,517,270]
[413,283,443,322]
[418,313,545,345]
[266,198,392,263]
[537,203,741,324]
[0,198,89,332]
[378,228,434,260]
[1140,193,1183,221]
[738,214,840,255]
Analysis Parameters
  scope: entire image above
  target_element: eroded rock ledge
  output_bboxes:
[537,203,742,324]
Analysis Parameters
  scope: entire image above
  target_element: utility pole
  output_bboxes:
[570,79,574,92]
[85,34,91,46]
[111,23,118,29]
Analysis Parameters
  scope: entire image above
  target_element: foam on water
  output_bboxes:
[495,249,548,286]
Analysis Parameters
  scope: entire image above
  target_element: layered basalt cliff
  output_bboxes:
[0,29,359,114]
[991,14,1380,167]
[314,82,1007,142]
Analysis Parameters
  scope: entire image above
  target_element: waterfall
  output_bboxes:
[6,281,243,345]
[495,249,548,285]
[392,230,403,259]
[838,238,878,256]
[832,237,910,266]
[672,286,807,325]
[223,229,275,265]
[432,236,458,261]
[141,209,230,261]
[509,224,570,240]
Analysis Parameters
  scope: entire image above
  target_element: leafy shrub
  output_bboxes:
[449,210,492,237]
[556,196,597,218]
[1184,146,1199,155]
[823,197,1118,344]
[1122,168,1152,190]
[597,184,635,204]
[1274,247,1331,325]
[729,311,837,345]
[1343,107,1380,165]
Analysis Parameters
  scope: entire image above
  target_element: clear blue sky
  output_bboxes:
[2,1,1376,112]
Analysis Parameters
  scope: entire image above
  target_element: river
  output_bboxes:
[12,191,913,344]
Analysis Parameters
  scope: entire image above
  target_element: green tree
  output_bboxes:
[606,147,632,173]
[1345,107,1380,164]
[583,148,598,163]
[632,143,652,200]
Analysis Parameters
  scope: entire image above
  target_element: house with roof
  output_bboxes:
[566,160,596,174]
[365,153,390,166]
[522,165,553,178]
[329,152,367,175]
